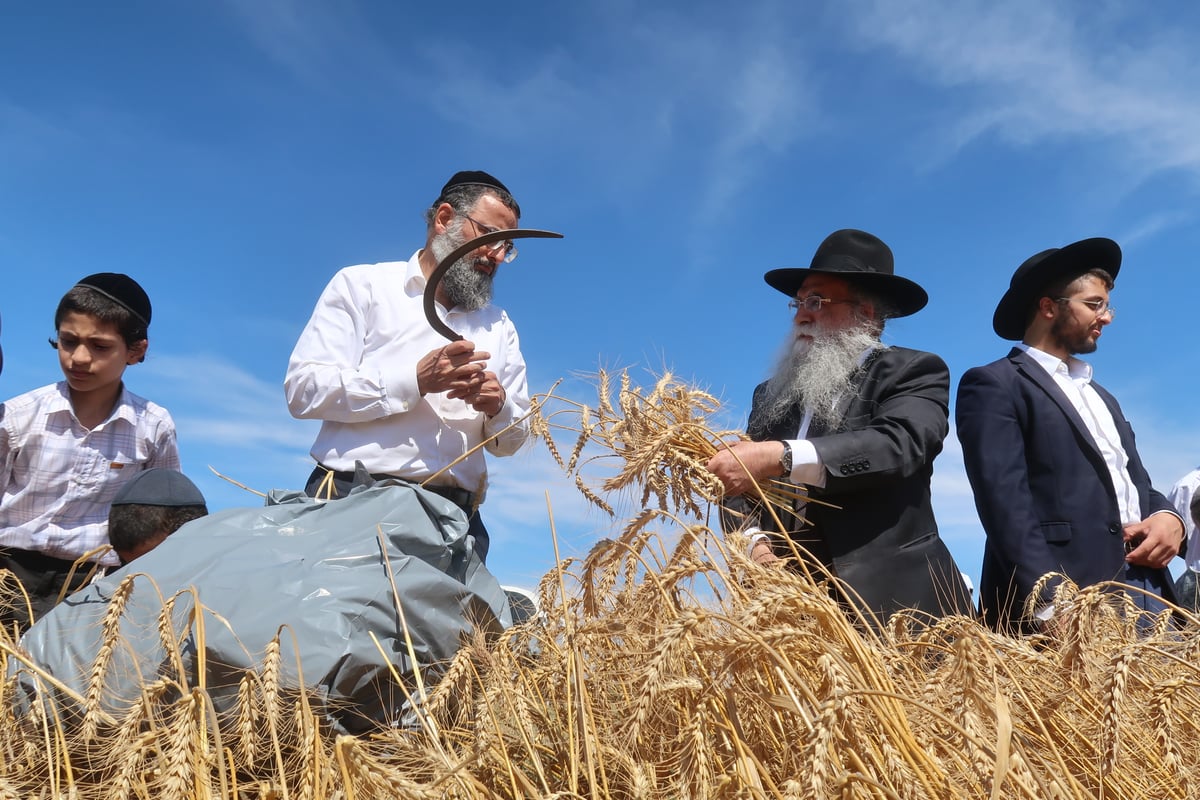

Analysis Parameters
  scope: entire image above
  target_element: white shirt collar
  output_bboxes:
[1017,342,1093,383]
[403,250,427,295]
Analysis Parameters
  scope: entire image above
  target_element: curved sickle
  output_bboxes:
[423,228,564,341]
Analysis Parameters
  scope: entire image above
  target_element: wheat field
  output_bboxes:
[2,371,1199,799]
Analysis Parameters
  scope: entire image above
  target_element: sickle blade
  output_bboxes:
[423,228,563,341]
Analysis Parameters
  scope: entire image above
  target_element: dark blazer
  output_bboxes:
[739,346,971,621]
[956,347,1176,631]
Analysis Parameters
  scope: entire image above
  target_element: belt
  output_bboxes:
[0,546,90,573]
[320,467,476,513]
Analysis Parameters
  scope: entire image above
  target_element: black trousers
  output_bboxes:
[0,547,100,634]
[303,466,491,563]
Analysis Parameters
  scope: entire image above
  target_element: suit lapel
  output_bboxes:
[1008,348,1105,463]
[833,348,883,431]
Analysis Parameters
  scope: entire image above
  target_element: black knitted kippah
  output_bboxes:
[75,273,152,327]
[437,170,510,200]
[112,468,205,507]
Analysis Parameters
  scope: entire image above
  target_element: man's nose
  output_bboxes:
[475,245,503,266]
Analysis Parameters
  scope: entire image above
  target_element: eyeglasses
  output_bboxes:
[1055,296,1115,318]
[788,295,855,313]
[460,214,518,263]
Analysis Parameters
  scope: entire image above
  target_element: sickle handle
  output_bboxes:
[423,228,563,340]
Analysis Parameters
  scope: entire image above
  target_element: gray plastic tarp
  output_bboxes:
[12,481,510,733]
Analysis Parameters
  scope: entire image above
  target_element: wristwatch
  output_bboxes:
[778,440,793,475]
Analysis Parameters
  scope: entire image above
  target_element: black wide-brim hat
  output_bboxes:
[763,229,928,317]
[992,237,1121,340]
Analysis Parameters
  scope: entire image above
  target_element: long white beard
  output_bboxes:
[751,321,883,437]
[429,220,496,311]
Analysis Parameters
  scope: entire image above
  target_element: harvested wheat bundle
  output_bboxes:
[530,368,820,527]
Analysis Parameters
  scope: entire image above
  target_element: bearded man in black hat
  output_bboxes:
[285,171,530,563]
[957,237,1184,634]
[706,229,971,623]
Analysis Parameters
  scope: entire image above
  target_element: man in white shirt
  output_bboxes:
[1168,467,1200,574]
[957,237,1184,633]
[284,171,532,562]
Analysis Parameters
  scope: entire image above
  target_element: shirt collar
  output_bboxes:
[51,381,136,426]
[403,250,428,296]
[1017,342,1093,383]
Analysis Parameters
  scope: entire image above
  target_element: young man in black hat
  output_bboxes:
[285,171,530,563]
[956,238,1184,634]
[706,229,971,623]
[107,467,207,566]
[0,273,179,630]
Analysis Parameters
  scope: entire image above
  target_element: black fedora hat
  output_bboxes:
[992,237,1121,340]
[764,229,928,317]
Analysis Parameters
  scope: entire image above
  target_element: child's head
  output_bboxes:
[109,468,208,565]
[54,273,152,351]
[51,274,153,399]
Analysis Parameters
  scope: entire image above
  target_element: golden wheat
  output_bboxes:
[1,371,1200,797]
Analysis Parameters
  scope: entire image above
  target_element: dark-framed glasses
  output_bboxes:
[1055,296,1115,318]
[460,213,518,263]
[788,295,854,313]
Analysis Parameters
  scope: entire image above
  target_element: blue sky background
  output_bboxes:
[3,0,1200,592]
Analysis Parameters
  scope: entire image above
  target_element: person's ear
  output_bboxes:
[127,339,148,365]
[1036,296,1058,320]
[433,202,457,234]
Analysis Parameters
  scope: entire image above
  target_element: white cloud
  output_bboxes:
[136,351,317,494]
[1117,210,1196,249]
[215,0,393,92]
[843,0,1200,183]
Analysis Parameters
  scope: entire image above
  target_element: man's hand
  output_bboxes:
[1123,513,1185,569]
[454,370,506,418]
[705,440,786,497]
[417,340,489,397]
[750,538,779,565]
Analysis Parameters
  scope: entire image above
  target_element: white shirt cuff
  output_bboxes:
[745,530,769,556]
[783,438,826,488]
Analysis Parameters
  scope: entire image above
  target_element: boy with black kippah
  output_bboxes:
[0,273,179,631]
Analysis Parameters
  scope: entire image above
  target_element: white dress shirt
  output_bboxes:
[1017,344,1140,524]
[1168,467,1200,573]
[0,382,180,564]
[284,251,531,501]
[1017,344,1181,620]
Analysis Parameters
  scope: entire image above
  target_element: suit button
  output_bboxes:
[840,465,850,475]
[1109,524,1121,535]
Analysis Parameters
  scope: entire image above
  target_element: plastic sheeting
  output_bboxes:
[12,481,510,733]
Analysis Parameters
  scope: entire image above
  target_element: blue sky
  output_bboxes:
[4,0,1200,592]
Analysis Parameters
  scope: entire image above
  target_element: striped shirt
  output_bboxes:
[0,382,179,565]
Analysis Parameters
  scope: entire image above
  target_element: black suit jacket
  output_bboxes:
[738,346,970,621]
[956,347,1176,630]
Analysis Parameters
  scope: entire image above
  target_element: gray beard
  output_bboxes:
[750,322,883,437]
[429,220,496,312]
